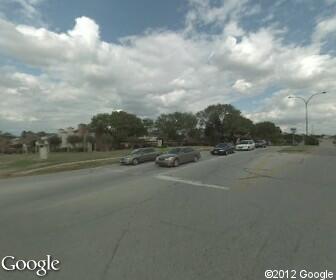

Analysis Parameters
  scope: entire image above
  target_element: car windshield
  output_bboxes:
[239,141,250,144]
[167,148,182,154]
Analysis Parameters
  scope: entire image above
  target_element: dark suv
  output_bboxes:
[255,140,267,148]
[211,143,235,155]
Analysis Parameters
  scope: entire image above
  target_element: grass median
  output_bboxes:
[278,145,315,154]
[0,150,130,178]
[0,146,211,178]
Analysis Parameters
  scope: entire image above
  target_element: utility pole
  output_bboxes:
[288,91,326,144]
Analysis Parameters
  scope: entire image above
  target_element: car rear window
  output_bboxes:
[168,148,182,154]
[216,143,227,148]
[131,149,142,154]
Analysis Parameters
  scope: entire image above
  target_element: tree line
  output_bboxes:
[1,102,323,154]
[89,103,283,150]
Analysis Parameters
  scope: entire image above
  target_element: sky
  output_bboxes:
[0,0,335,135]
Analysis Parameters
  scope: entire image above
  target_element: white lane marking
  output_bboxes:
[155,175,230,191]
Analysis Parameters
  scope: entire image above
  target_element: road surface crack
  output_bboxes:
[101,228,129,280]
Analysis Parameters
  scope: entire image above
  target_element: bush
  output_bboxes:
[305,136,319,145]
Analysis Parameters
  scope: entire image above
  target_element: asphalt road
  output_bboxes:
[0,141,335,280]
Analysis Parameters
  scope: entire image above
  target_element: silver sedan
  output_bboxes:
[155,147,201,167]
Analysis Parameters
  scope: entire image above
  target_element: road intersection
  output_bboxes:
[0,141,335,280]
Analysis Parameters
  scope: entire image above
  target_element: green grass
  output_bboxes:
[0,150,130,178]
[278,145,315,154]
[0,146,211,178]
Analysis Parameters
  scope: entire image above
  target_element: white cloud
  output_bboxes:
[14,0,43,19]
[0,1,335,134]
[247,90,334,134]
[185,0,249,33]
[0,0,45,25]
[312,15,336,43]
[232,79,252,93]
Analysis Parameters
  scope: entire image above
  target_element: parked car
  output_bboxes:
[255,140,267,148]
[235,140,255,151]
[211,143,235,155]
[155,147,201,167]
[120,148,160,165]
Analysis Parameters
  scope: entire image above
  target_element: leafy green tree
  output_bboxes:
[90,111,146,150]
[283,133,303,145]
[305,135,319,145]
[253,121,282,143]
[197,104,253,144]
[86,135,96,144]
[90,113,111,135]
[49,135,62,151]
[67,135,83,147]
[109,111,146,144]
[142,118,156,135]
[90,113,111,151]
[156,112,198,141]
[0,132,15,139]
[100,134,114,150]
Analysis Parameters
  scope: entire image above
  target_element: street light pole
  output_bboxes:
[305,101,308,137]
[288,91,326,144]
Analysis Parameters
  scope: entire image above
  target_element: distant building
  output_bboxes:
[58,124,94,151]
[58,127,76,149]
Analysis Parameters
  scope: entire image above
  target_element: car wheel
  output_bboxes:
[132,158,139,165]
[224,151,228,155]
[173,159,179,167]
[193,156,199,162]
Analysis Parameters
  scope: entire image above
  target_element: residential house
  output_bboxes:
[58,124,95,151]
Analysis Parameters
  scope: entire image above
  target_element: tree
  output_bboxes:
[86,135,96,144]
[67,135,83,148]
[49,135,61,151]
[90,114,111,136]
[197,104,253,144]
[90,113,111,151]
[142,118,156,135]
[253,121,282,143]
[305,135,319,145]
[156,112,198,142]
[90,111,146,150]
[0,131,15,139]
[110,111,146,142]
[283,133,303,145]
